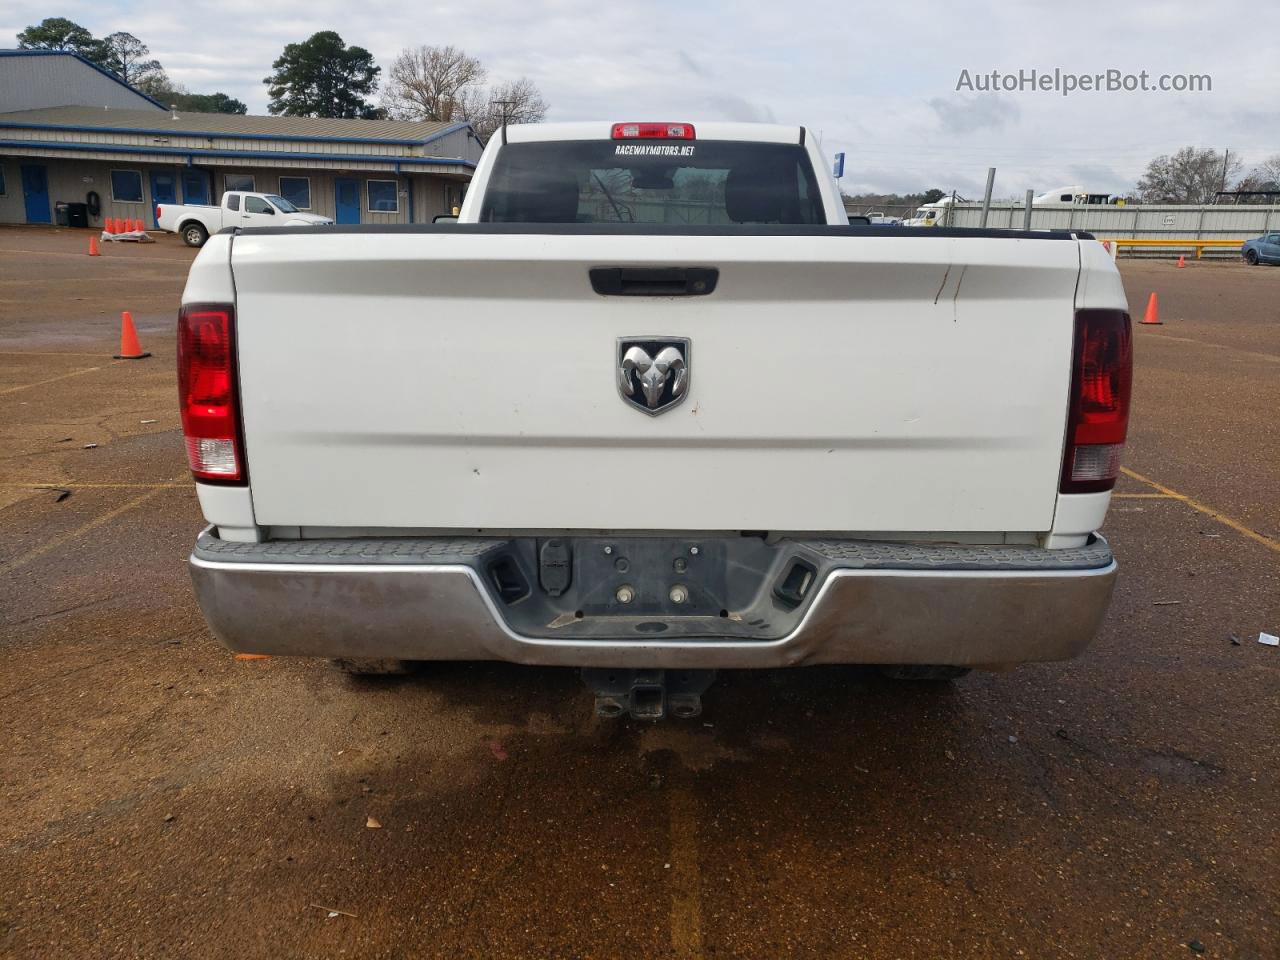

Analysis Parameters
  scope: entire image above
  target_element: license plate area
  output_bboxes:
[480,535,823,641]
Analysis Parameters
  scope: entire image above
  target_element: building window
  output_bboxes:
[278,176,311,210]
[367,179,399,213]
[110,170,144,203]
[224,174,255,193]
[0,166,6,196]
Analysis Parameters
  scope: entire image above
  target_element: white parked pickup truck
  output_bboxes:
[181,121,1131,719]
[157,191,333,247]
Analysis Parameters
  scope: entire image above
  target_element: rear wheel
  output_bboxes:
[181,222,209,247]
[879,665,972,681]
[329,658,409,676]
[1244,249,1259,265]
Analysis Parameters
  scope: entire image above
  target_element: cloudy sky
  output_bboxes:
[5,0,1277,197]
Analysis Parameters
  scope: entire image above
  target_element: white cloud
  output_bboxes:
[4,0,1277,195]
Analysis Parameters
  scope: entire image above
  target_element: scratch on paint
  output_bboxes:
[933,264,952,305]
[952,264,968,320]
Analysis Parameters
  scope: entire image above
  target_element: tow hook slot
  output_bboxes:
[487,554,530,605]
[773,558,818,609]
[581,669,717,721]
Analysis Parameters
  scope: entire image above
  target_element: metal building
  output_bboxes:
[0,50,482,229]
[0,48,164,113]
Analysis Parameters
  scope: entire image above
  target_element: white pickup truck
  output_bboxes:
[157,191,333,247]
[181,120,1131,719]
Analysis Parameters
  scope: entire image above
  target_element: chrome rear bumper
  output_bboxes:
[189,532,1116,669]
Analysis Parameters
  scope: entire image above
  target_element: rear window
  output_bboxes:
[479,140,825,225]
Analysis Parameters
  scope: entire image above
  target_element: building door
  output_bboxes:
[182,170,210,206]
[150,171,178,227]
[20,165,51,224]
[334,178,360,224]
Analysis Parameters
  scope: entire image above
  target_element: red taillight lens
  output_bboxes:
[611,122,696,140]
[178,303,244,484]
[156,205,162,221]
[1061,308,1132,493]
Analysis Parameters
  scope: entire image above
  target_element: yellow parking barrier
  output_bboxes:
[1098,239,1244,259]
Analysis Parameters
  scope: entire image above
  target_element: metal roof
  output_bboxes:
[0,49,167,110]
[0,104,465,144]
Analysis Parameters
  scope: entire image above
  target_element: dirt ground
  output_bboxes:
[1,225,1277,959]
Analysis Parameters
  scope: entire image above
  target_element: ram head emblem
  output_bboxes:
[617,338,690,415]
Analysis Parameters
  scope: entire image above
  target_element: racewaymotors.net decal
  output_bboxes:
[615,144,696,156]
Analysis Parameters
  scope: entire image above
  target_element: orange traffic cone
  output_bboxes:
[133,219,144,232]
[114,311,151,359]
[1176,255,1185,268]
[88,236,100,257]
[107,218,119,234]
[1141,292,1162,326]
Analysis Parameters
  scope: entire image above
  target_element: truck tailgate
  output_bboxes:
[229,230,1081,533]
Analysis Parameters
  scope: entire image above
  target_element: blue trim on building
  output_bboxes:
[0,138,476,169]
[0,120,463,147]
[1,120,423,146]
[1,49,167,110]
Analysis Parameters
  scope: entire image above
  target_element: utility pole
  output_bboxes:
[980,167,996,228]
[1219,148,1231,194]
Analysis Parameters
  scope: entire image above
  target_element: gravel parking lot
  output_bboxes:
[1,225,1277,959]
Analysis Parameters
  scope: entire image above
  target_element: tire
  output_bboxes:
[181,221,209,247]
[1244,249,1259,265]
[329,658,409,676]
[878,665,972,681]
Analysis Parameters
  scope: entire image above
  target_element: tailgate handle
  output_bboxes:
[590,267,718,297]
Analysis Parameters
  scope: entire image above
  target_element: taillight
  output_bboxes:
[156,205,162,221]
[178,303,245,484]
[1061,308,1132,493]
[611,122,696,140]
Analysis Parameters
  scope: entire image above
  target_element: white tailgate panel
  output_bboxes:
[230,233,1080,532]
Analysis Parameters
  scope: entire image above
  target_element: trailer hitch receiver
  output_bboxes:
[581,668,716,721]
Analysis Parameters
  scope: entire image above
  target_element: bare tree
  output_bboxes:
[1247,153,1280,188]
[382,45,485,121]
[1135,147,1242,204]
[382,45,547,140]
[459,77,548,140]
